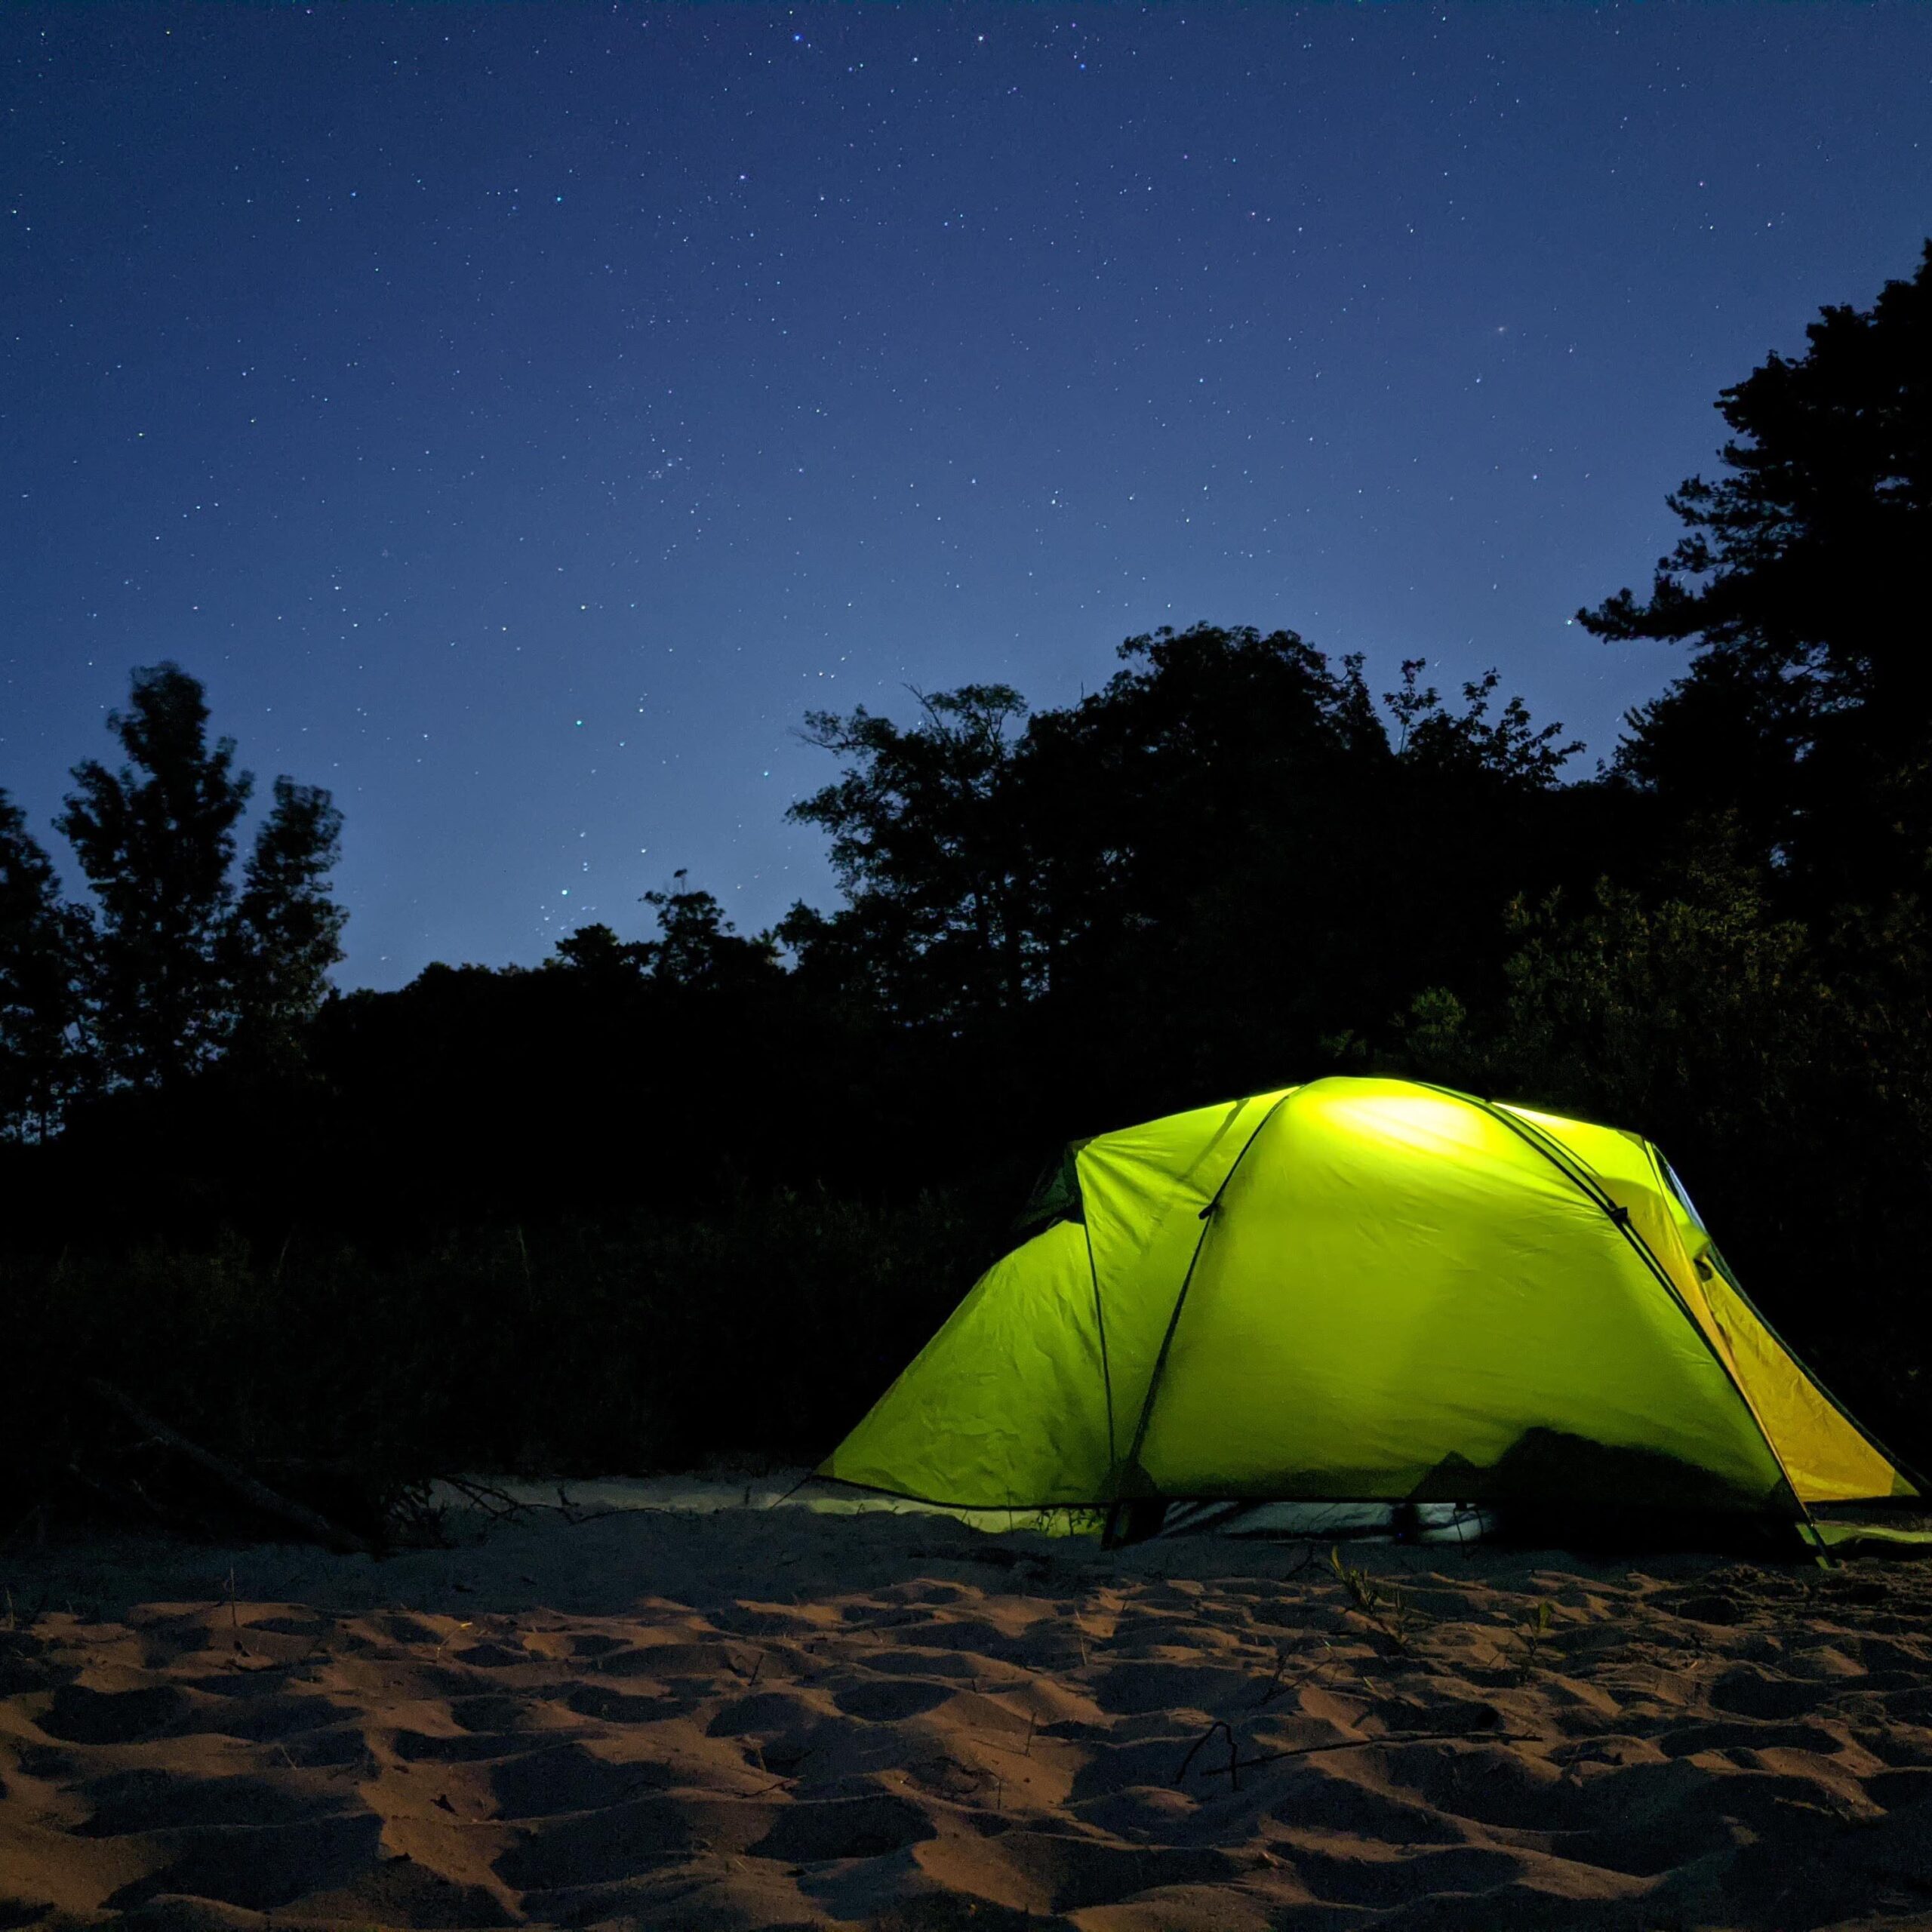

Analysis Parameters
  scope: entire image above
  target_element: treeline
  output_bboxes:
[2,245,1927,1531]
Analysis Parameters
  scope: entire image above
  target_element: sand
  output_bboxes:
[4,1484,1931,1930]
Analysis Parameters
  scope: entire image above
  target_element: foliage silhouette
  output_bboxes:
[57,664,257,1090]
[1584,241,1932,901]
[0,789,83,1140]
[34,663,346,1106]
[786,685,1035,1025]
[228,776,347,1070]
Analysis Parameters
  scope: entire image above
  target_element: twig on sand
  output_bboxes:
[226,1566,257,1660]
[1257,1647,1291,1706]
[88,1379,374,1556]
[1175,1718,1244,1790]
[971,1709,1044,1761]
[1257,1638,1338,1707]
[437,1475,537,1524]
[1176,1717,1534,1788]
[436,1475,626,1532]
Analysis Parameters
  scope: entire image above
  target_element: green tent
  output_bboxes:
[822,1077,1916,1540]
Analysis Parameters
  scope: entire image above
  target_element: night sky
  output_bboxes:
[5,6,1929,989]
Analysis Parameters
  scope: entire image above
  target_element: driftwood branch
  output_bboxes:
[88,1380,374,1556]
[434,1475,621,1530]
[436,1474,536,1524]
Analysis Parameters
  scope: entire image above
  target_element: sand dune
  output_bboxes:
[4,1495,1931,1929]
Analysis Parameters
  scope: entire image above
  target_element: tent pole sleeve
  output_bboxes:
[1109,1091,1297,1520]
[1082,1214,1118,1476]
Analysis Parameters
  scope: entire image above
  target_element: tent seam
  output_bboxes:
[1415,1080,1819,1537]
[1080,1205,1117,1474]
[1109,1089,1299,1521]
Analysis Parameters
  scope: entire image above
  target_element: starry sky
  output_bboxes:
[5,5,1930,989]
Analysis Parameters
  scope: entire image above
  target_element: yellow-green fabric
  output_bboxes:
[820,1076,1912,1518]
[1696,1263,1912,1502]
[820,1217,1112,1506]
[1075,1088,1293,1469]
[1133,1083,1785,1507]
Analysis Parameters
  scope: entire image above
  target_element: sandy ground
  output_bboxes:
[4,1482,1931,1930]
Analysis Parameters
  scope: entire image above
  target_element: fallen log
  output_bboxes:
[88,1380,376,1557]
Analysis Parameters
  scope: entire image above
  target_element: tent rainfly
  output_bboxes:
[820,1078,1918,1546]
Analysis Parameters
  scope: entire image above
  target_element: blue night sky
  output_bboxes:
[5,5,1929,989]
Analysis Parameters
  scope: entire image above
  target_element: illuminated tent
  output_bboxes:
[821,1077,1916,1543]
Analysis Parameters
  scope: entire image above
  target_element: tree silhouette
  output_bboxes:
[55,663,345,1091]
[637,874,781,991]
[0,790,83,1138]
[1583,241,1932,896]
[780,625,1601,1127]
[786,686,1034,1025]
[1386,660,1583,786]
[548,921,653,983]
[229,777,347,1067]
[58,664,254,1088]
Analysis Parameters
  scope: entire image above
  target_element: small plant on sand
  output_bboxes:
[1257,1635,1340,1706]
[1386,1587,1423,1654]
[1512,1599,1557,1680]
[1330,1543,1380,1613]
[1329,1545,1423,1654]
